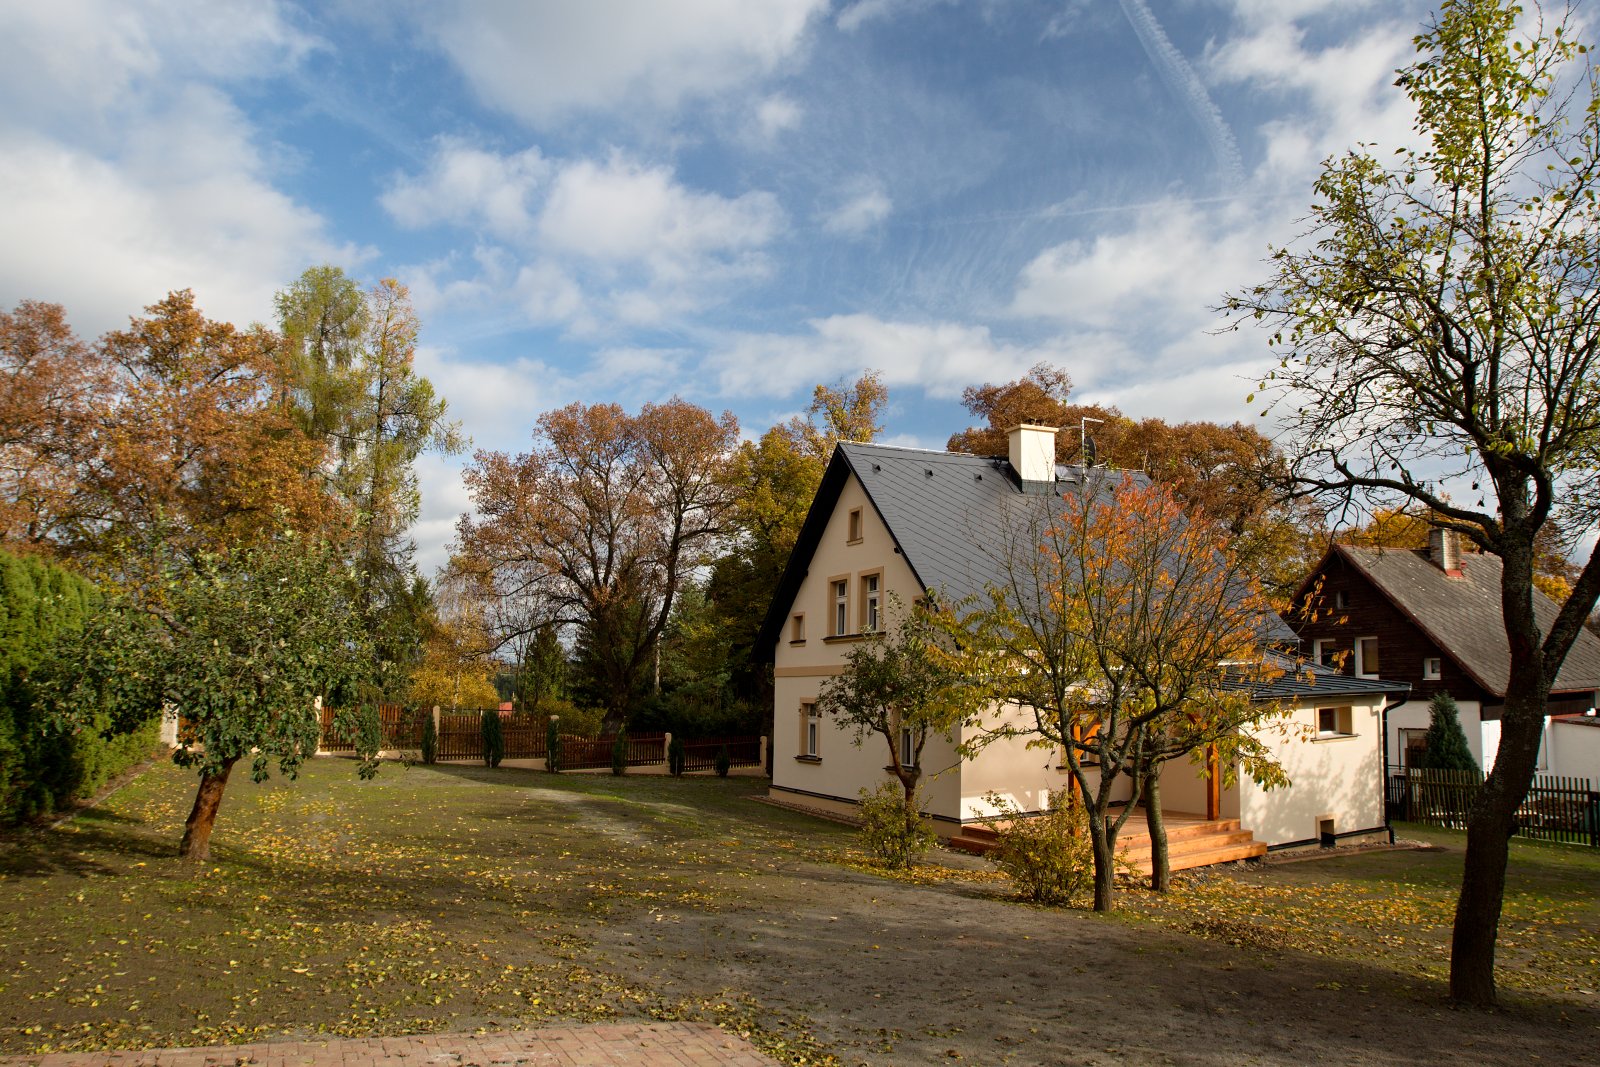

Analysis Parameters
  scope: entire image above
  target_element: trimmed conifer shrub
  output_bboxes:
[545,716,562,773]
[480,709,505,768]
[668,735,685,777]
[1419,692,1480,774]
[611,729,628,776]
[420,710,437,765]
[714,743,731,778]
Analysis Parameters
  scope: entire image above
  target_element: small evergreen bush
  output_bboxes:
[667,735,685,776]
[857,780,936,869]
[982,789,1094,905]
[1419,692,1480,774]
[354,703,383,764]
[611,729,628,776]
[545,716,562,773]
[480,709,505,768]
[714,743,731,778]
[420,710,437,765]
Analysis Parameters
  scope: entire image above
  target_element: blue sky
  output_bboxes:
[0,0,1435,573]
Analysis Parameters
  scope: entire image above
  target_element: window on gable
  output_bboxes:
[1334,590,1349,610]
[861,572,881,633]
[847,507,863,543]
[790,613,806,643]
[1355,637,1380,678]
[833,580,849,635]
[1311,639,1333,667]
[1423,656,1442,680]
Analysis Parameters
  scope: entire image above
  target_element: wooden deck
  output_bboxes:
[946,808,1267,875]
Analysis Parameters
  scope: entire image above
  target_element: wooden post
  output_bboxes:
[313,695,324,755]
[1205,742,1221,820]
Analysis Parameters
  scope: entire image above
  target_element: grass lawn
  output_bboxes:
[1121,824,1600,1001]
[2,760,1597,1066]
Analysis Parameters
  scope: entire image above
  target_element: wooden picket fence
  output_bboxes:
[1388,768,1600,848]
[560,733,667,771]
[681,736,762,772]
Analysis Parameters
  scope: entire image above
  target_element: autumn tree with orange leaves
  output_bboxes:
[952,475,1289,909]
[454,399,739,728]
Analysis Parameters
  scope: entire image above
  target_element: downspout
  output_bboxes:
[1380,692,1408,845]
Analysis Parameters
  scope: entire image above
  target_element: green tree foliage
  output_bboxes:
[1223,0,1600,1005]
[1419,693,1481,775]
[815,596,972,810]
[43,533,379,859]
[275,269,462,685]
[480,708,505,768]
[0,549,157,822]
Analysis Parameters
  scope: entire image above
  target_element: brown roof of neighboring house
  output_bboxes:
[1330,544,1600,698]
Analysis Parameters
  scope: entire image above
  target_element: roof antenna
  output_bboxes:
[1077,416,1104,466]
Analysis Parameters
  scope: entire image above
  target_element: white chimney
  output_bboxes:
[1008,424,1058,484]
[1428,527,1463,577]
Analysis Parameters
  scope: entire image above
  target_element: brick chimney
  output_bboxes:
[1008,424,1058,484]
[1428,527,1464,578]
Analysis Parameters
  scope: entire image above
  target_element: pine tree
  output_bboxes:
[1419,692,1480,775]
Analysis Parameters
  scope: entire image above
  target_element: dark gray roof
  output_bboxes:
[1333,544,1600,697]
[1222,650,1410,704]
[756,442,1297,656]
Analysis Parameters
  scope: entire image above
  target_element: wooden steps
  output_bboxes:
[946,813,1266,875]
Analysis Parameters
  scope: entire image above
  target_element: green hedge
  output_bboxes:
[0,549,159,822]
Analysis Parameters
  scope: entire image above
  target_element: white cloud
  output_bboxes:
[756,94,804,139]
[539,155,782,271]
[822,177,892,236]
[709,314,1075,399]
[836,0,959,34]
[425,0,826,126]
[0,2,353,335]
[382,138,549,235]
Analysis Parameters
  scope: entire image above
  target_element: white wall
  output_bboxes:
[1546,716,1600,781]
[1387,698,1492,772]
[1241,700,1386,847]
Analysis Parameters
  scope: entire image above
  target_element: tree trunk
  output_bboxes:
[1450,527,1550,1007]
[179,756,238,861]
[1144,769,1170,893]
[1086,808,1116,912]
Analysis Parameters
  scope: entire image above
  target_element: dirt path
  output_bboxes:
[594,850,1598,1066]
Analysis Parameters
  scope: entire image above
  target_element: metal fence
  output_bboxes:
[1388,768,1600,848]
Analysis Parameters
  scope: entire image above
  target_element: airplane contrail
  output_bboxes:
[1116,0,1245,189]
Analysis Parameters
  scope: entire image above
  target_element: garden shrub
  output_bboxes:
[545,716,562,773]
[480,709,505,768]
[714,743,731,778]
[1419,692,1480,774]
[982,789,1095,905]
[857,779,937,869]
[1,549,158,823]
[611,729,628,776]
[420,710,437,765]
[667,734,685,777]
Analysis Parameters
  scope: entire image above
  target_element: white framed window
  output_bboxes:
[862,572,881,632]
[801,702,821,758]
[833,579,849,635]
[1355,636,1380,678]
[1317,707,1354,738]
[1311,639,1333,667]
[1423,656,1442,680]
[899,726,915,768]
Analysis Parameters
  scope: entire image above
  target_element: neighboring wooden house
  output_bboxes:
[1287,535,1600,780]
[756,426,1411,867]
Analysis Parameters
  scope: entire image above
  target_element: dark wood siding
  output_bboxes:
[1288,553,1490,705]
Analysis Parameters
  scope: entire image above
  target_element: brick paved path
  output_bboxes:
[0,1023,780,1067]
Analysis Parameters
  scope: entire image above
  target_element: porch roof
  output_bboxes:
[1222,650,1410,704]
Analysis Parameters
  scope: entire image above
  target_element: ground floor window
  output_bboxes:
[801,702,821,758]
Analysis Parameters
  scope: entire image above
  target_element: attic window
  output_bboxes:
[1424,656,1442,680]
[1334,590,1349,610]
[847,507,863,543]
